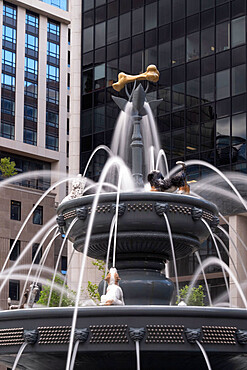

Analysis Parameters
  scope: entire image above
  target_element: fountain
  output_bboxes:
[0,66,247,370]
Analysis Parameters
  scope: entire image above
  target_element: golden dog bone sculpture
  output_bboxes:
[112,64,160,92]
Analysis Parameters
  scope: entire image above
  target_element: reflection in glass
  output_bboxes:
[159,42,170,69]
[232,113,246,140]
[201,0,214,10]
[145,46,157,66]
[94,64,105,90]
[159,0,171,25]
[187,78,199,106]
[145,3,157,31]
[216,22,230,53]
[173,0,185,21]
[95,22,105,49]
[187,0,199,16]
[120,13,130,40]
[231,16,246,48]
[216,69,230,100]
[186,125,199,153]
[172,37,185,65]
[201,74,214,102]
[94,106,105,133]
[232,64,246,96]
[201,120,214,151]
[187,32,199,62]
[107,60,118,87]
[201,27,214,57]
[83,27,93,53]
[216,116,230,136]
[172,129,185,157]
[172,83,185,111]
[132,8,143,35]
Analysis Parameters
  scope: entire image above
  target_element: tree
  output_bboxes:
[176,285,205,306]
[37,276,75,307]
[0,157,18,177]
[87,259,106,303]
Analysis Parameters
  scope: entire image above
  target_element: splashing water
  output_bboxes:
[195,251,212,307]
[196,341,212,370]
[12,342,28,370]
[69,340,80,370]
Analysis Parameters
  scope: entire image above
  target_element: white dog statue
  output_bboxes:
[100,268,125,306]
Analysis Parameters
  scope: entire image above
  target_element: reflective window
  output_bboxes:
[201,0,214,10]
[145,3,157,31]
[47,41,59,58]
[41,0,67,11]
[201,74,215,102]
[172,37,185,66]
[216,116,230,136]
[9,280,19,301]
[201,27,215,57]
[145,46,157,66]
[2,49,16,68]
[187,78,200,107]
[216,22,230,53]
[172,129,185,156]
[94,106,105,132]
[216,69,230,100]
[94,63,105,89]
[231,16,246,48]
[33,206,43,225]
[2,25,16,42]
[32,243,42,264]
[120,13,130,40]
[159,0,171,25]
[25,81,38,98]
[95,22,105,48]
[187,0,199,16]
[25,34,38,52]
[107,17,118,44]
[232,113,246,140]
[232,64,246,96]
[46,111,59,127]
[173,0,185,21]
[3,3,16,19]
[25,57,38,76]
[83,27,93,53]
[10,240,20,261]
[24,129,37,145]
[1,98,15,115]
[187,32,199,62]
[11,200,21,221]
[46,135,59,151]
[132,8,143,35]
[24,105,37,122]
[172,83,185,111]
[186,125,199,153]
[1,74,15,90]
[159,42,170,69]
[46,64,59,81]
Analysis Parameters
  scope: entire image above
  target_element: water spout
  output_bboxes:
[196,340,212,370]
[12,342,28,370]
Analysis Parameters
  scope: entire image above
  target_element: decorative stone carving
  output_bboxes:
[23,329,39,344]
[112,203,126,217]
[61,174,86,203]
[236,330,247,344]
[192,207,203,221]
[210,215,220,231]
[74,328,89,343]
[76,206,88,221]
[184,328,201,344]
[56,214,65,227]
[129,327,145,342]
[154,202,169,216]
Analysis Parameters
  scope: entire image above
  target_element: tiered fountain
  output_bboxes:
[0,67,247,370]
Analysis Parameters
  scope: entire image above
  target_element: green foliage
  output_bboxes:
[0,157,17,177]
[176,285,205,306]
[91,259,105,279]
[37,276,75,307]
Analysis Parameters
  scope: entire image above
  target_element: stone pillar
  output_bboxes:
[229,214,247,308]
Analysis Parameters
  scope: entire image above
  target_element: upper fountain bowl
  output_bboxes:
[57,191,219,262]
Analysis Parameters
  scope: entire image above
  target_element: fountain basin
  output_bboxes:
[0,306,247,369]
[57,192,219,261]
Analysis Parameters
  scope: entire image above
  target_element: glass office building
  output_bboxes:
[81,0,247,298]
[81,0,247,181]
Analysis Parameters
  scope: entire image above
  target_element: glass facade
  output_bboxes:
[81,0,247,181]
[46,20,60,151]
[81,0,247,288]
[24,11,39,145]
[1,2,17,140]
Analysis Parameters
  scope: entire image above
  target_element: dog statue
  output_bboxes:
[147,161,190,194]
[8,289,29,310]
[100,268,125,306]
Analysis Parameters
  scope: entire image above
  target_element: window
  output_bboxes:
[1,98,15,115]
[47,41,59,58]
[46,88,59,104]
[232,113,246,140]
[46,111,59,128]
[10,239,20,261]
[145,3,157,31]
[216,116,230,137]
[24,105,37,122]
[95,22,105,48]
[159,42,171,69]
[10,201,21,221]
[46,64,59,81]
[216,69,230,100]
[120,13,130,40]
[0,122,14,139]
[201,74,215,102]
[25,34,38,52]
[2,25,16,43]
[216,22,230,52]
[24,81,38,98]
[9,280,20,301]
[24,128,37,145]
[2,49,16,68]
[187,32,199,62]
[25,57,38,76]
[231,16,246,48]
[83,27,93,53]
[232,64,246,96]
[61,256,67,274]
[1,74,15,91]
[172,37,185,66]
[201,27,215,58]
[132,8,143,35]
[32,243,42,264]
[46,134,58,151]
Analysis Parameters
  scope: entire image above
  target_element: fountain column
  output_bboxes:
[131,114,144,187]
